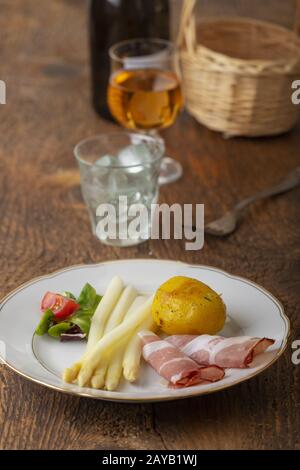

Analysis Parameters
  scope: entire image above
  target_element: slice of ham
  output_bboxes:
[166,334,275,369]
[139,331,225,388]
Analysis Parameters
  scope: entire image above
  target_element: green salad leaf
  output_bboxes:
[61,291,77,301]
[70,283,102,335]
[70,312,92,335]
[48,322,72,338]
[35,309,54,336]
[77,283,99,309]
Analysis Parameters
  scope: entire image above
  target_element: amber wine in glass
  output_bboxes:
[108,68,182,130]
[108,39,183,184]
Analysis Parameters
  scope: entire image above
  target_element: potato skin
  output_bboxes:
[152,276,226,335]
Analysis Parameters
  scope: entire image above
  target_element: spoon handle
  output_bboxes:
[235,167,300,212]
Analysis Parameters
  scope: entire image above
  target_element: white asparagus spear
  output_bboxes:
[104,296,147,391]
[62,276,124,383]
[62,363,81,383]
[104,286,138,333]
[77,296,153,387]
[86,275,124,352]
[90,367,106,389]
[91,286,137,389]
[104,350,123,391]
[123,312,156,383]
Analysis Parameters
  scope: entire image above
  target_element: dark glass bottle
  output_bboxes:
[89,0,170,120]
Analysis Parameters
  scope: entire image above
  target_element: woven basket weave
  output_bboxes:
[178,0,300,137]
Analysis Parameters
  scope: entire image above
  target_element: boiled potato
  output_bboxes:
[152,276,226,335]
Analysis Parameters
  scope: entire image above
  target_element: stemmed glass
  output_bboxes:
[107,38,183,185]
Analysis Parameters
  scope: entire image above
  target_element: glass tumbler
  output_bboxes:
[74,132,164,247]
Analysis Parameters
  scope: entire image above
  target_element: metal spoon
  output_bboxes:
[203,166,300,237]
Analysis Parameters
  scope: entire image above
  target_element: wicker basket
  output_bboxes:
[178,0,300,137]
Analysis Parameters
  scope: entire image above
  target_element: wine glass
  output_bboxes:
[107,38,183,185]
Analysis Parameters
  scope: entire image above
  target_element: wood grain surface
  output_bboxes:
[0,0,299,450]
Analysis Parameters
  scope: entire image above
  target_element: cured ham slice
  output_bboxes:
[139,331,225,387]
[167,334,275,368]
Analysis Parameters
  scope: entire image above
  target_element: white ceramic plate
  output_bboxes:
[0,260,289,402]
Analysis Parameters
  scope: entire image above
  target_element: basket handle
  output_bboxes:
[177,0,197,52]
[178,0,300,46]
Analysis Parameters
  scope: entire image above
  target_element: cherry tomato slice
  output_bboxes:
[41,292,80,319]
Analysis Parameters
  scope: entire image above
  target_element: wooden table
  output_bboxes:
[0,0,299,450]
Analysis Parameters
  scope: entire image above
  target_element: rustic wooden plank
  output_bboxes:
[0,0,299,450]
